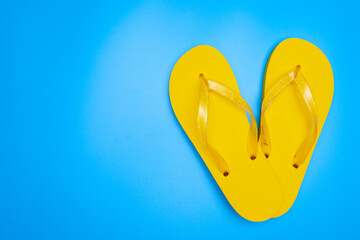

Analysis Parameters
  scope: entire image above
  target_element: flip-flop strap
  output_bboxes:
[198,74,258,176]
[260,66,318,168]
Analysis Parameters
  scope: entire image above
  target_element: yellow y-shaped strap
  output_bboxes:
[260,66,318,168]
[198,74,258,176]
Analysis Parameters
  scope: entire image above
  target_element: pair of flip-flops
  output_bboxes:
[169,38,333,222]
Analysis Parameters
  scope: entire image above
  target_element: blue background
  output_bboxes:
[2,0,360,239]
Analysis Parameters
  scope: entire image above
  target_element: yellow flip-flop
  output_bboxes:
[169,45,282,222]
[260,38,334,217]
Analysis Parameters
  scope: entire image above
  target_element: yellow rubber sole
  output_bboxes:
[262,38,334,218]
[169,45,282,222]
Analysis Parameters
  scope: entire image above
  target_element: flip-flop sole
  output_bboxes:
[170,45,282,222]
[262,38,334,217]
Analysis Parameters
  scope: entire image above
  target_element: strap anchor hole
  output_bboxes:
[250,155,256,160]
[223,172,229,177]
[293,164,299,169]
[265,154,269,159]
